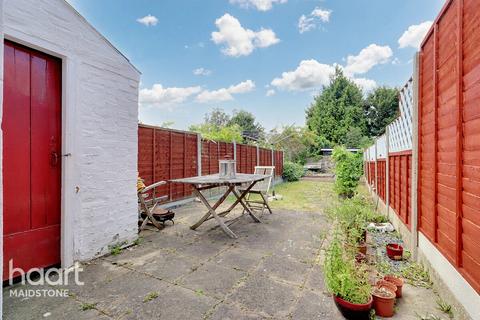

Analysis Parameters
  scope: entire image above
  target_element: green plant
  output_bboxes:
[436,298,453,318]
[282,161,305,182]
[401,263,433,288]
[332,146,363,198]
[143,292,159,303]
[80,303,97,311]
[109,243,124,256]
[323,231,371,304]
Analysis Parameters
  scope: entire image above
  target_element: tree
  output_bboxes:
[306,67,367,147]
[364,86,399,137]
[204,108,230,128]
[189,123,243,143]
[228,110,265,142]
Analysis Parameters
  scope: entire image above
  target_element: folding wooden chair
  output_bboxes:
[138,180,172,231]
[239,166,275,215]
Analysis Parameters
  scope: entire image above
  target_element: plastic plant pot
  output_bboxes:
[372,287,396,317]
[333,295,373,320]
[386,243,403,260]
[384,275,404,298]
[355,252,367,264]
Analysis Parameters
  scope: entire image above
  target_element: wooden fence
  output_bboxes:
[138,124,284,203]
[365,0,480,301]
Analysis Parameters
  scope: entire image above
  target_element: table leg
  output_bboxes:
[192,188,238,239]
[190,185,234,230]
[232,188,261,223]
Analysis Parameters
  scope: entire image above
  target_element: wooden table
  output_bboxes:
[171,173,270,238]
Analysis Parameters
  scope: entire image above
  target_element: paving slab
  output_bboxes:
[256,254,311,286]
[228,274,301,318]
[290,286,342,320]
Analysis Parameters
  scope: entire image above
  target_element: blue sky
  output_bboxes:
[68,0,444,131]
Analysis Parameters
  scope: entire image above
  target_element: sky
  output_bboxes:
[67,0,444,131]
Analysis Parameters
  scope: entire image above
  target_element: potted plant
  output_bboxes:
[372,286,396,317]
[386,243,403,260]
[384,275,404,298]
[324,234,372,320]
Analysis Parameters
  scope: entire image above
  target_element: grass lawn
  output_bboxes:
[269,180,337,212]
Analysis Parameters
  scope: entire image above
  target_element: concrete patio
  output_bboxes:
[4,196,340,320]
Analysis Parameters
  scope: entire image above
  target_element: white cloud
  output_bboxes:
[137,14,158,27]
[271,59,336,91]
[352,78,377,93]
[139,84,201,108]
[343,44,392,76]
[271,58,379,93]
[196,80,255,103]
[398,21,433,49]
[211,14,279,57]
[266,89,276,97]
[229,0,287,11]
[298,7,331,34]
[193,68,212,76]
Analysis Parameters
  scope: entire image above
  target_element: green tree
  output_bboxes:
[204,108,230,127]
[364,86,399,137]
[228,110,265,142]
[306,67,367,147]
[189,123,243,143]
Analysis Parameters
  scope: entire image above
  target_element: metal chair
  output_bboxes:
[138,180,172,231]
[239,166,275,215]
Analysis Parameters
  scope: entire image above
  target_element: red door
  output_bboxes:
[3,40,62,280]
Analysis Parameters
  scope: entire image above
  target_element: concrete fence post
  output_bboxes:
[271,148,274,167]
[197,134,202,176]
[256,145,260,166]
[374,140,378,194]
[411,52,420,259]
[233,140,237,162]
[386,127,390,220]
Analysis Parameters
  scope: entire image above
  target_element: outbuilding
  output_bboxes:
[0,0,141,313]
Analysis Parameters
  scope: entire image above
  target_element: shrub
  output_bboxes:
[282,161,305,182]
[324,231,371,304]
[332,146,363,198]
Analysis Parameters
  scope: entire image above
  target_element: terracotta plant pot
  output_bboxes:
[355,252,367,264]
[372,287,396,317]
[384,275,404,298]
[376,280,397,294]
[357,242,367,255]
[333,295,373,320]
[386,243,403,260]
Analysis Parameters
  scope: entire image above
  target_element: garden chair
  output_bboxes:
[238,166,275,215]
[138,180,174,231]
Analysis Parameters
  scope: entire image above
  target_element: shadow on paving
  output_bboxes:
[3,197,341,320]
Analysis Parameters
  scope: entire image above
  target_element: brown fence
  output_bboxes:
[138,124,284,203]
[418,0,480,292]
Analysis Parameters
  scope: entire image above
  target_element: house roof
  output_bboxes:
[63,0,141,75]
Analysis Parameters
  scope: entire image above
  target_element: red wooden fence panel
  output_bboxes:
[419,0,480,292]
[139,125,284,203]
[388,152,412,229]
[377,160,386,201]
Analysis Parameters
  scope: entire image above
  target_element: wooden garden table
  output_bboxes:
[170,173,270,238]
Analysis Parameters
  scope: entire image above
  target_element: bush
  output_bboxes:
[324,231,371,304]
[332,146,363,198]
[282,161,305,182]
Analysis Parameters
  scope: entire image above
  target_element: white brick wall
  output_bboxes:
[2,0,140,265]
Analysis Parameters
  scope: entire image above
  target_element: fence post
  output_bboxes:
[197,134,202,176]
[411,52,420,259]
[374,140,378,194]
[386,127,390,220]
[271,148,274,167]
[233,140,237,162]
[256,145,260,166]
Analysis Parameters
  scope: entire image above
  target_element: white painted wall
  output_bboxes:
[2,0,140,269]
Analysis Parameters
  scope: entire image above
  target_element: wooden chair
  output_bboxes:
[138,180,172,231]
[239,166,275,215]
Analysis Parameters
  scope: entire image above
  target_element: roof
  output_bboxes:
[63,0,141,75]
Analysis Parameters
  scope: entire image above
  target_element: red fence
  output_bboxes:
[418,0,480,292]
[138,124,284,203]
[389,152,412,228]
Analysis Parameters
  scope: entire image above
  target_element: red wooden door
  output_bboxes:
[3,41,62,280]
